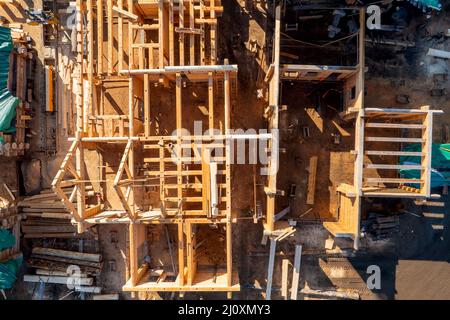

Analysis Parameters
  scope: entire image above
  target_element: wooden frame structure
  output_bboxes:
[52,0,272,296]
[266,5,443,249]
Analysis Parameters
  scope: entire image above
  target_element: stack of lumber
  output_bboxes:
[19,188,93,238]
[8,24,30,44]
[24,247,103,293]
[0,24,34,157]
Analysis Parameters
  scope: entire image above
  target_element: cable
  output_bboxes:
[281,31,359,48]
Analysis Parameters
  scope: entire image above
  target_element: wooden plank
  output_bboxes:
[179,0,184,65]
[365,137,424,143]
[93,294,119,300]
[281,258,289,300]
[365,123,425,129]
[23,275,93,286]
[365,150,422,156]
[365,164,422,170]
[306,156,318,205]
[189,0,195,65]
[290,245,302,300]
[118,0,124,71]
[32,247,102,263]
[113,5,138,20]
[365,178,423,184]
[210,0,216,64]
[144,74,150,136]
[208,72,214,131]
[422,108,433,197]
[178,222,185,286]
[107,0,113,74]
[265,238,277,300]
[169,0,174,65]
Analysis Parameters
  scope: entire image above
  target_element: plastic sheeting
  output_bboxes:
[0,229,21,290]
[0,26,18,133]
[399,143,450,188]
[0,256,22,289]
[0,229,16,250]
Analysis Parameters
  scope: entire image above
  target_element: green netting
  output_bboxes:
[0,256,22,289]
[399,143,450,188]
[0,26,18,133]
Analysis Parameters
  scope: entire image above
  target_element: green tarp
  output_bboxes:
[0,229,21,290]
[0,229,15,250]
[399,143,450,188]
[0,256,22,289]
[0,26,18,133]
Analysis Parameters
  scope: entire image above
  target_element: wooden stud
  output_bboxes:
[290,245,302,300]
[107,0,113,74]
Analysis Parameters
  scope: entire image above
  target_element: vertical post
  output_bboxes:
[189,0,195,65]
[210,0,216,64]
[128,0,134,69]
[265,238,277,300]
[208,72,214,132]
[290,245,302,300]
[178,222,185,286]
[224,71,230,134]
[107,0,113,74]
[158,0,165,68]
[265,4,281,233]
[176,74,183,215]
[421,107,433,197]
[75,0,86,232]
[87,0,94,118]
[144,75,150,137]
[281,259,289,299]
[118,0,124,71]
[179,0,184,65]
[169,0,174,65]
[199,0,205,64]
[97,0,103,74]
[129,223,138,286]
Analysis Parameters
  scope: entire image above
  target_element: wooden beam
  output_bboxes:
[189,0,195,65]
[169,0,175,65]
[118,0,124,71]
[290,245,302,300]
[107,0,113,74]
[281,258,289,300]
[208,72,214,131]
[144,75,150,136]
[113,5,138,20]
[365,123,425,129]
[365,137,424,143]
[265,238,277,300]
[179,0,184,65]
[365,164,423,170]
[365,178,423,184]
[365,150,422,156]
[306,156,318,205]
[210,0,216,64]
[97,0,103,74]
[177,222,185,286]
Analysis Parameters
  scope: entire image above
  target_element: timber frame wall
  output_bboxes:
[52,0,272,295]
[266,4,442,249]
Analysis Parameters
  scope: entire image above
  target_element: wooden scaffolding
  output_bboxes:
[52,0,271,295]
[266,4,443,249]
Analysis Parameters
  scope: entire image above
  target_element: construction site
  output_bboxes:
[0,0,449,301]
